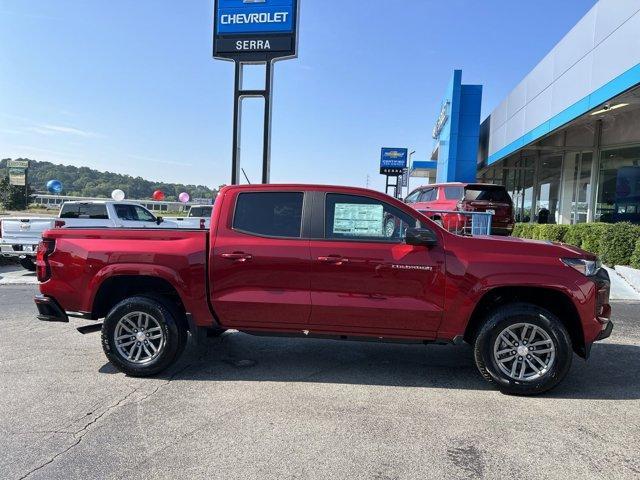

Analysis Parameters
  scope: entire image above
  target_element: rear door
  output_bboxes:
[210,190,312,328]
[308,192,445,336]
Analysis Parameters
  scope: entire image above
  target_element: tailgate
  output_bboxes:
[1,218,55,244]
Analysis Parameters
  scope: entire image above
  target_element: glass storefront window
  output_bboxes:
[596,146,640,223]
[559,152,592,224]
[535,155,563,223]
[574,152,592,223]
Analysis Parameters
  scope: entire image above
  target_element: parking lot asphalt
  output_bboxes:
[1,285,639,479]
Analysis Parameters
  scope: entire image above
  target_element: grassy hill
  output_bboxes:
[1,158,217,202]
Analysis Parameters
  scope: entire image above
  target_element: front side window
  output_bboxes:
[115,204,156,222]
[325,193,417,242]
[134,206,156,222]
[233,192,303,237]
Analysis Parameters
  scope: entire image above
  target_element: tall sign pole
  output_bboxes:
[213,0,300,185]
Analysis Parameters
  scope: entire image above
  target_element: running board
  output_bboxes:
[77,323,103,335]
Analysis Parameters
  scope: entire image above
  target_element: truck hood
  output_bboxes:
[471,234,597,260]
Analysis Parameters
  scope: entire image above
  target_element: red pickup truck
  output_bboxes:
[34,184,612,395]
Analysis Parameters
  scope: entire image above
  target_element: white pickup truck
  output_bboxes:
[0,201,179,270]
[166,205,213,229]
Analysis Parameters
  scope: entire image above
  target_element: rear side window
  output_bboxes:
[465,186,512,203]
[79,204,108,219]
[60,203,108,219]
[233,192,303,238]
[444,187,464,200]
[418,188,436,202]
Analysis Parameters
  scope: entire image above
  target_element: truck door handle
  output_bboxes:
[221,252,253,262]
[317,255,349,265]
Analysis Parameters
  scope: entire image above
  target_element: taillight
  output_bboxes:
[36,239,55,282]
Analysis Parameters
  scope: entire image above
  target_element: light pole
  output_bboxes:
[406,150,416,198]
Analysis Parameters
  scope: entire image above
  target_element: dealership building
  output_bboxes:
[420,0,640,224]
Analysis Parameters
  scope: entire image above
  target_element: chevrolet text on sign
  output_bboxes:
[213,0,298,61]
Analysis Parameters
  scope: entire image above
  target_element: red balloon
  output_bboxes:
[152,190,165,201]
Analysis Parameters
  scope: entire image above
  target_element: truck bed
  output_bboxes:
[38,228,213,326]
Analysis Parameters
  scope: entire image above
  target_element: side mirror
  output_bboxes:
[156,216,164,225]
[405,227,438,247]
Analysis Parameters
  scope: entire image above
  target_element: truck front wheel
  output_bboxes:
[473,303,573,395]
[101,296,187,377]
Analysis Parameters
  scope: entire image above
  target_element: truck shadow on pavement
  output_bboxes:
[100,331,640,400]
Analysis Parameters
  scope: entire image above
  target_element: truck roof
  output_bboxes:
[219,183,400,197]
[61,200,141,205]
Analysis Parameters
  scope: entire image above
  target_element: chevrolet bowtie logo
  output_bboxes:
[243,0,266,3]
[385,151,404,158]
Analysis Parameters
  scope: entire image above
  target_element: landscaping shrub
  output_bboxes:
[510,222,640,266]
[600,223,640,267]
[563,222,591,248]
[534,224,569,242]
[631,238,640,270]
[580,223,609,258]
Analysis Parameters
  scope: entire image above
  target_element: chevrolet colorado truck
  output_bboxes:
[34,184,612,395]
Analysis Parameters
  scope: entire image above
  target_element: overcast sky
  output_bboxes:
[0,0,596,191]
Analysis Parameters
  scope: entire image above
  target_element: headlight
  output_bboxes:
[561,257,601,276]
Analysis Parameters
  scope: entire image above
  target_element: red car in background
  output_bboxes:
[405,182,515,236]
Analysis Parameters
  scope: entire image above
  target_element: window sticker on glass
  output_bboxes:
[333,203,384,236]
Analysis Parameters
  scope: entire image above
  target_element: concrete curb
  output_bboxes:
[615,265,640,294]
[604,266,640,301]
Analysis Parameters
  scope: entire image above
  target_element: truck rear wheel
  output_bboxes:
[19,257,36,271]
[101,296,187,377]
[473,303,573,396]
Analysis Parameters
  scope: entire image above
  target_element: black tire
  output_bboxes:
[384,218,396,238]
[101,296,187,377]
[473,303,573,396]
[206,327,227,338]
[19,256,36,271]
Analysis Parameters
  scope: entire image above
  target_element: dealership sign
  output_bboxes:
[213,0,299,61]
[8,159,29,186]
[380,148,408,175]
[432,100,450,140]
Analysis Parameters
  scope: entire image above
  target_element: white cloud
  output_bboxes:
[29,124,102,138]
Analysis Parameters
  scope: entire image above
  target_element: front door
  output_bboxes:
[210,190,312,329]
[309,193,445,337]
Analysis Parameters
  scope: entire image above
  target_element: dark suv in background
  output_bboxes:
[405,182,515,236]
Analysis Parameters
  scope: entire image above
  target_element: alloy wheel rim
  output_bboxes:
[493,322,556,382]
[114,312,165,364]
